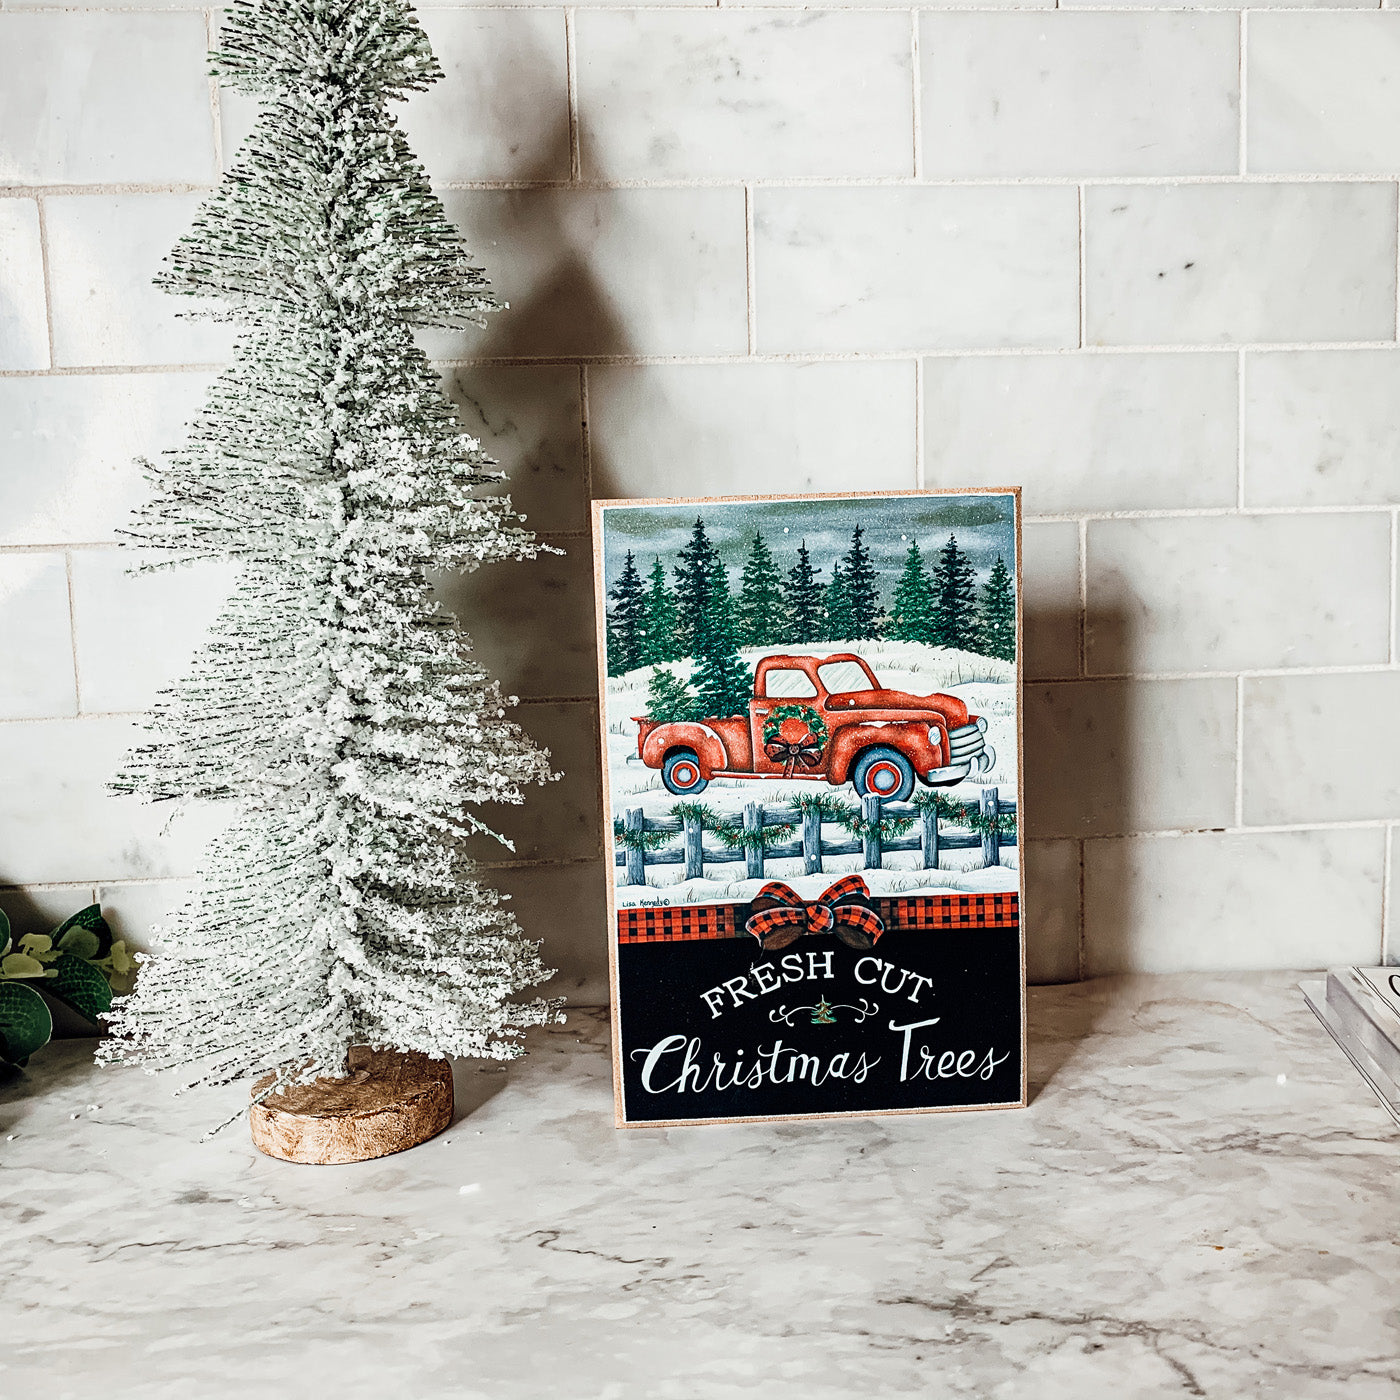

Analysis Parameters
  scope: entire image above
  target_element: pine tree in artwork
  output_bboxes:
[824,561,854,642]
[639,556,679,665]
[733,531,784,648]
[781,539,824,645]
[978,553,1016,662]
[931,533,979,650]
[606,550,647,676]
[888,541,935,643]
[97,0,561,1100]
[672,516,722,657]
[692,610,752,719]
[840,524,883,639]
[645,664,698,723]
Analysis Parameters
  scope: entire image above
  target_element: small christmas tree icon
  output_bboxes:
[811,998,837,1026]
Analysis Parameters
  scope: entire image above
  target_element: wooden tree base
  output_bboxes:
[250,1047,454,1165]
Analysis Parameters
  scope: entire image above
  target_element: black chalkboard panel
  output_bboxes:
[616,922,1022,1124]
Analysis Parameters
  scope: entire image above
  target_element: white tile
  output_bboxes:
[484,863,609,1005]
[1249,15,1400,174]
[0,14,215,185]
[1022,838,1081,983]
[1085,183,1398,346]
[426,189,748,360]
[923,353,1237,514]
[1025,677,1237,839]
[577,11,913,180]
[0,886,96,942]
[749,0,1049,9]
[1243,671,1400,826]
[921,13,1238,178]
[45,195,236,368]
[1244,350,1400,507]
[0,199,49,371]
[94,879,193,955]
[434,544,597,701]
[1084,829,1384,975]
[1022,521,1080,682]
[441,366,587,536]
[0,717,227,885]
[0,554,76,719]
[755,187,1079,354]
[462,702,603,865]
[70,552,237,714]
[401,11,570,183]
[0,372,210,547]
[1086,514,1393,674]
[588,361,917,501]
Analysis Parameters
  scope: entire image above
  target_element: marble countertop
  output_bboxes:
[2,971,1396,1399]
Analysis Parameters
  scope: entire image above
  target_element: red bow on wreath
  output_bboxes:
[745,875,885,951]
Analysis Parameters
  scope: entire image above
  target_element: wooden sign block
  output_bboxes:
[592,489,1026,1127]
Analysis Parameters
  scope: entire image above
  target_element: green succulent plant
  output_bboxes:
[0,905,133,1069]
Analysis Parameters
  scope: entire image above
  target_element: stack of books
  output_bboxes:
[1302,969,1400,1124]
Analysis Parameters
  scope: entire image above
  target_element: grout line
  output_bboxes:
[1077,839,1085,981]
[1077,184,1087,350]
[1234,673,1245,829]
[1077,517,1088,677]
[744,184,758,357]
[206,9,224,174]
[15,344,1400,382]
[1383,824,1394,965]
[910,10,922,182]
[63,551,83,714]
[5,505,1398,557]
[579,363,593,502]
[1391,508,1399,665]
[19,172,1400,197]
[32,195,57,371]
[1394,181,1400,341]
[913,357,925,490]
[564,8,581,183]
[1238,10,1248,179]
[1236,348,1247,509]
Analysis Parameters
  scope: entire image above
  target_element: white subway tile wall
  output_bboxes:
[2,4,1398,996]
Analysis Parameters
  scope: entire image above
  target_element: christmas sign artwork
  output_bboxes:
[592,490,1025,1127]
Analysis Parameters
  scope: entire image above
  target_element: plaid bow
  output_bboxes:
[745,875,885,951]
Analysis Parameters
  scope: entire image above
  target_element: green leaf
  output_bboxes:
[0,906,10,955]
[1,952,48,979]
[50,904,112,959]
[48,952,112,1025]
[55,926,100,961]
[0,981,53,1066]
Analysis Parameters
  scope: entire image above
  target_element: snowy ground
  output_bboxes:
[605,640,1019,908]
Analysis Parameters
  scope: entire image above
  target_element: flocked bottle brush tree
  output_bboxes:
[97,0,562,1161]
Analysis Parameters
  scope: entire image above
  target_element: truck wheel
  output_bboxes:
[851,747,915,803]
[662,750,708,796]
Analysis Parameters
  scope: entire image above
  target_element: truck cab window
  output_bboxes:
[818,661,875,695]
[763,668,818,699]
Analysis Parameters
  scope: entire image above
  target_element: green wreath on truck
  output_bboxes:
[762,704,830,778]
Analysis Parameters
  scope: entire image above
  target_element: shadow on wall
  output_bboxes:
[1022,598,1133,1097]
[434,110,631,1009]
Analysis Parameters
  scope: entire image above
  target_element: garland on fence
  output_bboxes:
[613,790,1015,856]
[672,801,797,853]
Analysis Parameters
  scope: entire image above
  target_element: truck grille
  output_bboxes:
[947,722,986,759]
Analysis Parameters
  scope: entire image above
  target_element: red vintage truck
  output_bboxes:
[634,652,993,801]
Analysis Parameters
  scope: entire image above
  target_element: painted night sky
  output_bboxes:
[599,492,1017,598]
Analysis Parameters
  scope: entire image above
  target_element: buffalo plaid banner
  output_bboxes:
[618,891,1018,944]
